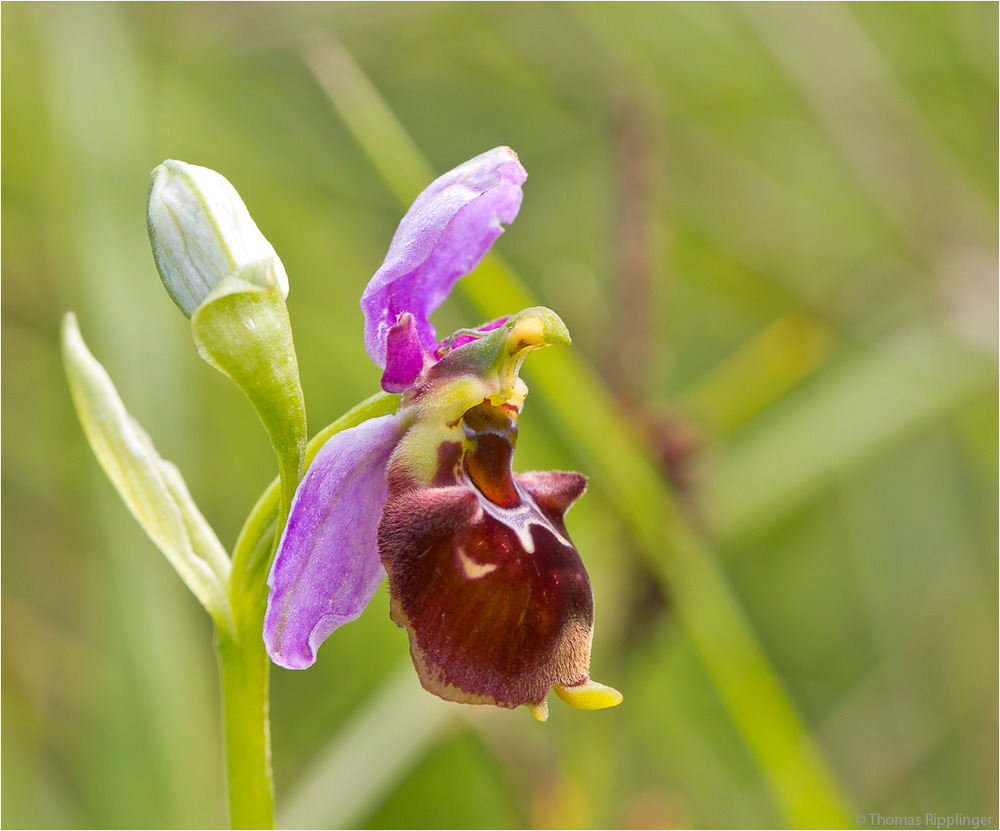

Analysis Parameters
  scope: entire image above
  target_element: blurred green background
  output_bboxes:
[3,3,997,828]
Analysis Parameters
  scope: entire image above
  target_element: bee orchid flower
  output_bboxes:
[263,147,621,720]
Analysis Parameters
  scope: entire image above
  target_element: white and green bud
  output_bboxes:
[147,160,289,317]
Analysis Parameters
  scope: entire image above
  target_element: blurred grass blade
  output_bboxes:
[709,330,994,542]
[506,339,852,826]
[304,36,851,827]
[279,663,456,830]
[740,2,993,250]
[303,38,435,207]
[683,311,835,436]
[61,312,235,635]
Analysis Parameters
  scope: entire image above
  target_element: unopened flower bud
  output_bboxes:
[146,160,288,317]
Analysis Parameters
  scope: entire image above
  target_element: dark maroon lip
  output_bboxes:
[377,400,594,709]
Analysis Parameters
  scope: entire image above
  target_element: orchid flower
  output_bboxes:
[264,147,621,721]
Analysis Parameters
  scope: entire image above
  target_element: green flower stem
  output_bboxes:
[215,454,281,830]
[216,622,274,830]
[216,390,400,829]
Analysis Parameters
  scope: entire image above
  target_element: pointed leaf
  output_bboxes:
[61,313,234,634]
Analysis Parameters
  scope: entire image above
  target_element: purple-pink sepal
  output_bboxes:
[264,412,406,669]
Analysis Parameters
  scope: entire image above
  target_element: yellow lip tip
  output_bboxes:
[553,679,624,711]
[527,699,550,722]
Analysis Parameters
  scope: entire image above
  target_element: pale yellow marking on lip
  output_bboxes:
[457,546,499,579]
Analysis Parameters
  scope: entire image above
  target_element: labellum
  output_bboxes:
[379,400,594,718]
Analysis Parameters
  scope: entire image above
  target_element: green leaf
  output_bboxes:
[708,329,994,542]
[61,313,235,635]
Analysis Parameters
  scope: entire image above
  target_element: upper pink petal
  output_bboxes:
[361,147,527,379]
